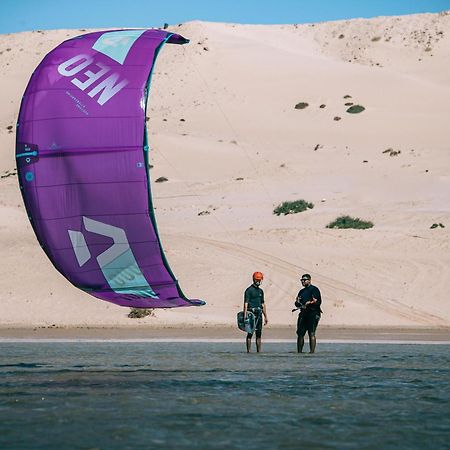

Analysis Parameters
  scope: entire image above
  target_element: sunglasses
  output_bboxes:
[301,279,309,282]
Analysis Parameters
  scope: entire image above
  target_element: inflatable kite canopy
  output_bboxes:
[16,29,205,308]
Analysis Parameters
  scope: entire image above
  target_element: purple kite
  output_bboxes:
[16,29,205,309]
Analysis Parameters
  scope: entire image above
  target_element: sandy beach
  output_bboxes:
[1,13,449,334]
[0,325,449,343]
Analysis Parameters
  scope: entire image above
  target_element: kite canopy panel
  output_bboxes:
[16,29,204,308]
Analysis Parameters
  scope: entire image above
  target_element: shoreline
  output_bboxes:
[0,326,449,343]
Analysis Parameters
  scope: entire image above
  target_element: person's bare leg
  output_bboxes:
[246,336,252,353]
[297,336,304,353]
[309,332,316,354]
[256,337,262,352]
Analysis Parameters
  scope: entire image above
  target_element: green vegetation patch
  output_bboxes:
[327,215,373,229]
[274,199,314,216]
[382,148,401,157]
[294,102,309,110]
[346,105,365,114]
[1,168,17,179]
[128,308,155,319]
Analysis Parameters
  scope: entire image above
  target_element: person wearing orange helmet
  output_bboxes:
[243,271,268,352]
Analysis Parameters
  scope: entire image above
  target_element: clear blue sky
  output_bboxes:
[2,0,450,34]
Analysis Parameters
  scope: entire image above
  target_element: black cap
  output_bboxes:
[301,273,311,280]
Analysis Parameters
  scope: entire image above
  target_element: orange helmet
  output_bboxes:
[252,271,264,281]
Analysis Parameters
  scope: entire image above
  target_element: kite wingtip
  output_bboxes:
[191,299,206,306]
[167,34,190,45]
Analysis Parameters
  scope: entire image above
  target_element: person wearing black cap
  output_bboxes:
[294,274,322,353]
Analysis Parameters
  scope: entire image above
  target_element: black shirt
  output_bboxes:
[295,284,322,315]
[244,284,265,309]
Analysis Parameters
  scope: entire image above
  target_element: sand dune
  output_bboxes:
[0,13,449,328]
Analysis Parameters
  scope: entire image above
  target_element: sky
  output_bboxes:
[1,0,450,34]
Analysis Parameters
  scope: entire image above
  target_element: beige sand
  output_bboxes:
[0,13,449,331]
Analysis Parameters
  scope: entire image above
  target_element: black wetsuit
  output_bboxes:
[296,284,322,337]
[244,284,264,338]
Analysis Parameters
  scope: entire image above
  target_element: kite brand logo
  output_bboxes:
[68,217,128,268]
[68,217,158,298]
[58,54,128,106]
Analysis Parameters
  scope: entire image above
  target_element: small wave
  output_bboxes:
[0,363,46,369]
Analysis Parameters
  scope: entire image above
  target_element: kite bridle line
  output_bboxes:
[178,44,307,299]
[148,38,304,305]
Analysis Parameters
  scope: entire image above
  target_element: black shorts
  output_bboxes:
[297,313,320,337]
[247,309,263,339]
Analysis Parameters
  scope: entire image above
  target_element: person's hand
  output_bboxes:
[264,317,268,325]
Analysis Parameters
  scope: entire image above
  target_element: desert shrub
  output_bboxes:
[382,148,401,156]
[1,169,17,179]
[128,308,155,319]
[294,102,309,110]
[274,199,314,216]
[346,105,365,114]
[327,215,373,229]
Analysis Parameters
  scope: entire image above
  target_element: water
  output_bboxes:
[0,342,449,450]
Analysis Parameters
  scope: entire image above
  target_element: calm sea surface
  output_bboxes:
[0,342,449,450]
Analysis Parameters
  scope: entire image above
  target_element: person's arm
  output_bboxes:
[243,288,249,319]
[262,303,268,325]
[306,298,317,306]
[306,287,321,307]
